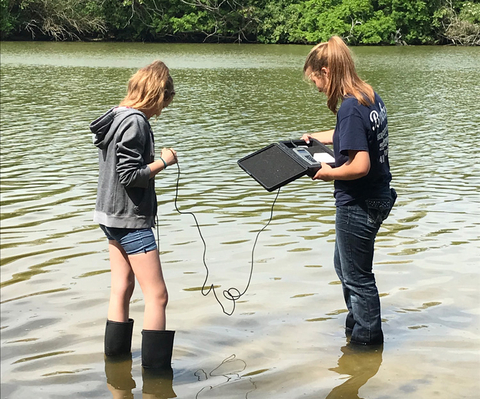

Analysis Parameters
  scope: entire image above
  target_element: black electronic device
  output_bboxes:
[237,138,335,192]
[292,147,319,166]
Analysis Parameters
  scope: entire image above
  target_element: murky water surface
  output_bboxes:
[1,42,479,398]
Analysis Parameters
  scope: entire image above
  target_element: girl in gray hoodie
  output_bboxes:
[90,60,177,370]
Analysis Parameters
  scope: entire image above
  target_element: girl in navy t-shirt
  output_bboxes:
[302,36,396,346]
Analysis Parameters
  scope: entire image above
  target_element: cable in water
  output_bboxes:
[170,159,280,316]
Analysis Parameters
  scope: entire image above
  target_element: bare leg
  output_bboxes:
[128,249,168,330]
[107,240,135,322]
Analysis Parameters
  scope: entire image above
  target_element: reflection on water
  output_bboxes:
[105,355,177,399]
[105,356,136,399]
[1,42,480,398]
[195,355,256,398]
[326,345,383,399]
[142,369,176,399]
[105,354,255,399]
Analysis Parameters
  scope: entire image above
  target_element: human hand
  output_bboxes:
[301,134,313,144]
[313,163,334,181]
[161,147,178,167]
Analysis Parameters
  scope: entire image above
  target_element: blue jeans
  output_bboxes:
[334,188,396,345]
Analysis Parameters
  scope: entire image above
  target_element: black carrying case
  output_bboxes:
[237,138,335,192]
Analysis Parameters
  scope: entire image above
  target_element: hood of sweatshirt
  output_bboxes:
[90,107,146,150]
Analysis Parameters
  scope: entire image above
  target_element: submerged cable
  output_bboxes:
[171,160,280,316]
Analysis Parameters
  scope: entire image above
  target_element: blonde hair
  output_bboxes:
[120,60,175,111]
[304,36,374,114]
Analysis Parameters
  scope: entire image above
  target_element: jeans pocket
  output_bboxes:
[366,191,395,225]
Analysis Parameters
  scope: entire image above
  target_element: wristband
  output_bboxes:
[159,157,167,169]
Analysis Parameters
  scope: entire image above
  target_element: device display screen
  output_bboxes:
[292,148,319,165]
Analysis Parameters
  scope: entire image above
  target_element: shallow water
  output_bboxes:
[1,42,479,398]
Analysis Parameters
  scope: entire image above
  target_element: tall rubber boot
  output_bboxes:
[141,330,175,370]
[104,318,134,357]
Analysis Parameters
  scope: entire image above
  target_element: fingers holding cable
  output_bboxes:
[161,147,178,167]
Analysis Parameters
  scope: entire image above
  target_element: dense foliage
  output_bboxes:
[1,0,479,44]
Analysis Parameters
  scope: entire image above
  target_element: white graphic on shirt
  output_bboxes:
[370,102,388,164]
[370,102,387,131]
[370,110,380,131]
[377,126,388,163]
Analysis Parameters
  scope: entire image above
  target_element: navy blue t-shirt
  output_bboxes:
[333,93,391,206]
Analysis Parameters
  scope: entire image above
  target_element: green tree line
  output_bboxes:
[1,0,479,45]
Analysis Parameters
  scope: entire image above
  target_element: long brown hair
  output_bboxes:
[120,60,175,111]
[304,36,374,114]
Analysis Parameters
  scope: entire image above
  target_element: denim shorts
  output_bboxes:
[100,225,157,255]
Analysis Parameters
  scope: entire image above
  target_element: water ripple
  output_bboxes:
[1,43,479,399]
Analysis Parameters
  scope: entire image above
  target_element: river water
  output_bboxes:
[1,42,479,399]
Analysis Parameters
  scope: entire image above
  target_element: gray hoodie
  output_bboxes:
[90,107,157,229]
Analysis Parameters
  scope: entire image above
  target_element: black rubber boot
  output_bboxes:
[141,330,175,370]
[104,318,134,357]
